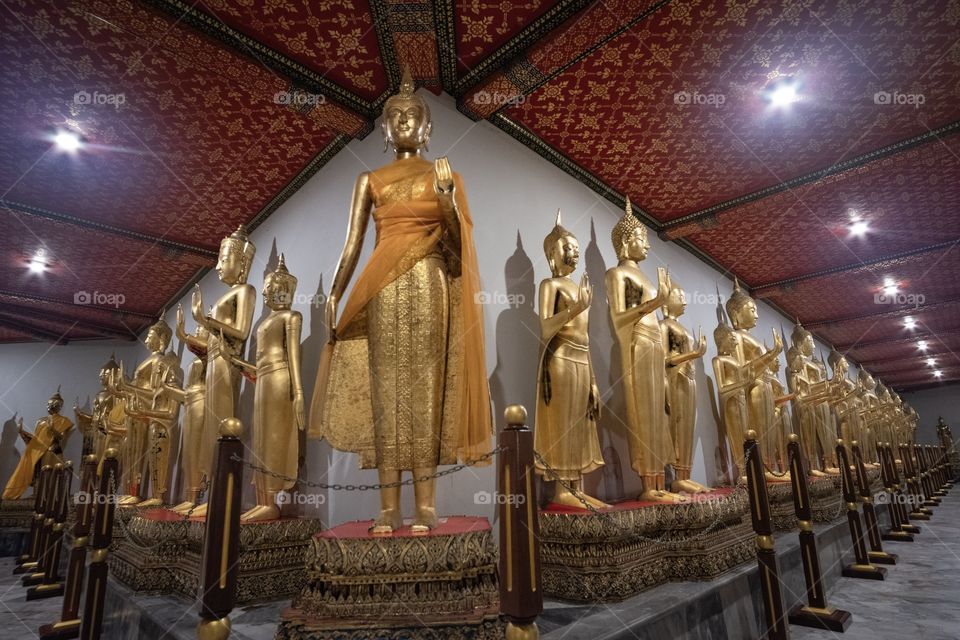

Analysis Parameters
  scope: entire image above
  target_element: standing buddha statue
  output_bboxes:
[711,305,750,484]
[534,211,606,509]
[2,389,73,500]
[310,69,492,534]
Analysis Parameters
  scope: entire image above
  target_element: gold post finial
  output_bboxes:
[504,405,527,428]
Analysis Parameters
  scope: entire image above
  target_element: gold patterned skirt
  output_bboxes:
[625,323,673,475]
[666,367,696,469]
[366,253,449,471]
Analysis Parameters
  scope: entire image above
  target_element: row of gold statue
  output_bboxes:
[0,69,929,532]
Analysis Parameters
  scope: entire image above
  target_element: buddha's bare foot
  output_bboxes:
[410,507,439,535]
[170,501,194,514]
[823,466,841,475]
[810,469,829,477]
[370,509,402,535]
[671,479,710,494]
[138,498,163,508]
[118,495,140,506]
[241,505,279,523]
[764,471,791,483]
[639,489,688,503]
[190,503,208,518]
[240,506,261,520]
[550,488,606,510]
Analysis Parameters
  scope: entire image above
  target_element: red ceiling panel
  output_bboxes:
[813,300,960,349]
[506,0,960,220]
[0,0,338,250]
[850,332,960,366]
[688,136,960,285]
[455,0,557,72]
[194,0,388,101]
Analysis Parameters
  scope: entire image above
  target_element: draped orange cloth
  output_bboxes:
[2,415,72,500]
[309,157,492,464]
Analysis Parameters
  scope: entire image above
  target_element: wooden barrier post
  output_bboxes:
[851,443,896,565]
[786,435,852,632]
[876,444,916,541]
[926,445,947,493]
[498,405,542,640]
[914,444,940,507]
[836,441,885,580]
[744,430,789,640]
[24,462,65,587]
[15,464,52,574]
[941,444,955,483]
[196,418,244,640]
[40,454,98,639]
[899,444,931,519]
[79,448,120,640]
[28,462,74,599]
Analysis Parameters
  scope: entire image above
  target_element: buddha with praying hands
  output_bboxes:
[310,69,492,534]
[534,211,606,509]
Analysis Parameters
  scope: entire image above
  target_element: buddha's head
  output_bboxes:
[263,253,298,311]
[382,68,431,154]
[791,320,815,357]
[828,348,849,377]
[663,283,687,318]
[768,353,781,374]
[217,225,256,285]
[714,322,738,356]
[611,198,648,261]
[725,278,758,330]
[858,369,876,392]
[145,315,173,353]
[99,352,119,388]
[543,210,579,277]
[47,387,64,415]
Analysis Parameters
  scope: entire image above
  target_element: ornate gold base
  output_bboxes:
[539,489,754,602]
[0,497,34,528]
[277,516,500,639]
[767,475,844,530]
[108,509,321,603]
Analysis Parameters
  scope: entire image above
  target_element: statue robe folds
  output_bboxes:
[3,415,72,500]
[309,157,492,469]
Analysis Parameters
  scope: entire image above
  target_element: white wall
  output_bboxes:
[4,92,841,522]
[901,383,960,445]
[0,340,142,491]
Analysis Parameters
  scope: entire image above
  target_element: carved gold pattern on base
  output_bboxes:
[766,475,845,531]
[277,518,500,639]
[107,512,321,604]
[0,497,34,528]
[539,490,754,602]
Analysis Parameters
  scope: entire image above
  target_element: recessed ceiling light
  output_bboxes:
[766,79,801,108]
[917,340,928,351]
[926,358,936,367]
[27,249,47,274]
[53,130,81,152]
[903,316,917,330]
[933,370,943,378]
[848,220,869,237]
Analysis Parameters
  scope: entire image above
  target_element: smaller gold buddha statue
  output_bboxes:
[2,389,73,500]
[711,307,750,483]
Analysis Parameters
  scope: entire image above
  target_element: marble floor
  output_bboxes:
[0,492,957,639]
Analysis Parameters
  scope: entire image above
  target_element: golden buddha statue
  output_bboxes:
[875,382,898,460]
[660,281,710,493]
[162,304,211,514]
[811,351,841,472]
[785,322,834,475]
[116,316,183,506]
[711,308,750,483]
[857,370,881,466]
[606,199,682,502]
[827,349,860,447]
[768,353,795,474]
[937,417,955,451]
[2,389,73,500]
[725,279,786,483]
[533,211,606,509]
[230,254,305,522]
[191,225,257,517]
[73,396,97,457]
[310,69,492,534]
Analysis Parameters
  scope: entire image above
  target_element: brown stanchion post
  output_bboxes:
[913,444,940,507]
[876,444,916,541]
[926,445,947,493]
[28,462,74,599]
[851,443,896,565]
[941,443,955,483]
[40,454,98,639]
[884,444,920,533]
[24,462,65,587]
[79,448,120,640]
[744,430,789,640]
[899,443,931,519]
[498,405,542,640]
[837,441,886,580]
[196,418,244,640]
[15,464,52,574]
[786,435,852,632]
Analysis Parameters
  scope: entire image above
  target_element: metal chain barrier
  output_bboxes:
[533,449,749,548]
[229,446,504,491]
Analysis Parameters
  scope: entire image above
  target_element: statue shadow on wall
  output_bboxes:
[0,413,21,493]
[584,218,633,502]
[488,231,540,505]
[299,270,332,524]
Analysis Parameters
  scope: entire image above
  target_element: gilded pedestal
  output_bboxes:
[539,489,754,602]
[277,516,501,639]
[0,497,34,529]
